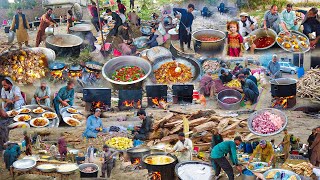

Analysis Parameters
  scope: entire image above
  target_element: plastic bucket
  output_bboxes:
[297,67,304,78]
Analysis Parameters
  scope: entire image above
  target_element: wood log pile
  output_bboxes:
[297,68,320,102]
[147,110,258,151]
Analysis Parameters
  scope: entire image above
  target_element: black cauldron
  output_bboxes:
[270,78,297,97]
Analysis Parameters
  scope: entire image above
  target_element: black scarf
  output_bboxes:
[241,16,254,27]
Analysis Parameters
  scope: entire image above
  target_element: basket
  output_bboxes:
[247,108,288,136]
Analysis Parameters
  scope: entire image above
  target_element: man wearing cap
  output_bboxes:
[31,81,51,107]
[249,140,275,166]
[133,109,153,140]
[211,136,243,180]
[169,132,193,162]
[53,80,75,114]
[83,108,105,139]
[279,129,291,160]
[267,54,281,79]
[310,126,320,166]
[1,77,25,111]
[280,4,298,34]
[233,74,259,105]
[238,12,258,37]
[263,5,280,33]
[101,145,118,178]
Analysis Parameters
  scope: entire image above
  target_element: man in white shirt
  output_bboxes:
[170,132,193,162]
[238,12,258,37]
[1,77,25,111]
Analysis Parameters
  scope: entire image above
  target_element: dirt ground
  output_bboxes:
[1,10,320,180]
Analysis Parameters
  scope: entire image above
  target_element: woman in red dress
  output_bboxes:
[227,21,244,57]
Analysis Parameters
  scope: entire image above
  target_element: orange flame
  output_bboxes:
[68,72,82,78]
[272,96,295,108]
[151,98,166,106]
[151,172,161,180]
[93,101,106,109]
[123,100,134,107]
[51,70,63,78]
[132,158,141,165]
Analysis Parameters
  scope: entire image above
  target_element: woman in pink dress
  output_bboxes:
[227,21,244,57]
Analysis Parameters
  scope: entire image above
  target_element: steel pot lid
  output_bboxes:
[133,36,149,49]
[69,64,82,71]
[269,78,297,85]
[49,62,65,70]
[140,26,152,35]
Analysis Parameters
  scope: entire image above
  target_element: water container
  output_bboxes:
[242,169,256,180]
[297,67,304,78]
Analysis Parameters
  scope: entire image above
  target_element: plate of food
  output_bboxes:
[263,169,301,180]
[19,108,31,114]
[42,112,57,119]
[7,110,20,117]
[247,162,271,173]
[67,107,78,114]
[30,117,50,128]
[37,164,57,173]
[70,114,85,121]
[33,107,45,114]
[57,163,79,174]
[14,114,32,122]
[63,117,81,127]
[277,31,310,53]
[8,122,30,129]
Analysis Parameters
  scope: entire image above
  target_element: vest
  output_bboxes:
[241,16,255,27]
[14,14,27,31]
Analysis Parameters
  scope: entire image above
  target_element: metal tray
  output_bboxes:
[150,56,202,84]
[13,159,36,172]
[276,30,310,53]
[147,46,172,63]
[8,105,59,128]
[246,162,271,173]
[247,108,288,137]
[133,36,149,49]
[263,169,301,180]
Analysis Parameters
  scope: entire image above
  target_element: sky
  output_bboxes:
[8,0,14,3]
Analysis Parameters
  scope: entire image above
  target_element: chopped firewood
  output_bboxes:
[164,120,183,127]
[193,122,217,133]
[189,117,208,127]
[153,112,174,130]
[217,118,230,131]
[187,110,216,120]
[190,137,202,143]
[169,109,191,115]
[160,134,178,143]
[209,115,224,122]
[193,142,211,151]
[162,128,170,137]
[222,121,241,132]
[201,133,213,143]
[159,101,169,109]
[244,133,257,141]
[149,128,164,140]
[221,130,236,137]
[170,124,183,134]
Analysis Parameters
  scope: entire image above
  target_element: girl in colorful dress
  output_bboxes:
[227,21,244,57]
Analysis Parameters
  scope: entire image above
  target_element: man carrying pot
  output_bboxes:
[36,8,58,47]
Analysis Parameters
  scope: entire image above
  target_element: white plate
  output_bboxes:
[63,117,81,127]
[19,108,31,114]
[37,164,57,173]
[13,114,32,122]
[70,114,85,121]
[42,112,58,119]
[67,108,78,114]
[30,117,50,128]
[8,122,30,129]
[32,108,45,114]
[7,110,20,117]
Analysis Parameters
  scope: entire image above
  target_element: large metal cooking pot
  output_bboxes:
[175,161,213,180]
[217,89,242,110]
[192,29,226,56]
[127,147,151,159]
[102,56,152,90]
[46,34,83,57]
[150,56,202,84]
[13,159,36,171]
[79,163,99,178]
[270,78,297,97]
[247,28,277,50]
[45,27,54,36]
[69,24,92,32]
[142,152,178,180]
